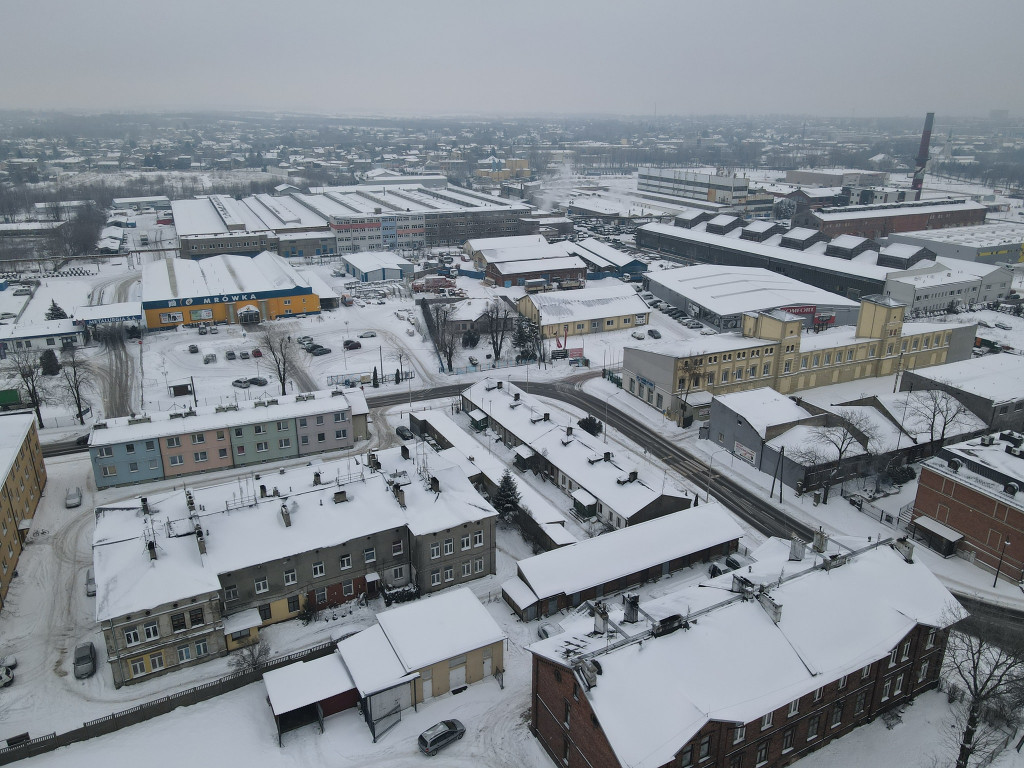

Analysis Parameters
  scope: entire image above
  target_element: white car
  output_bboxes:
[0,666,12,688]
[631,331,646,340]
[358,331,377,338]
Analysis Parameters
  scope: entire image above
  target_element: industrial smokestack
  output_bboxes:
[912,112,935,201]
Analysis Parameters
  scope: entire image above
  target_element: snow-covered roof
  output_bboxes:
[90,388,361,446]
[813,199,986,222]
[907,354,1024,405]
[141,252,313,305]
[0,415,35,483]
[714,388,812,438]
[530,541,959,768]
[71,302,142,323]
[571,238,641,269]
[766,425,867,463]
[647,262,859,317]
[465,234,547,252]
[492,255,586,275]
[523,283,648,323]
[337,625,417,697]
[889,221,1024,249]
[263,651,356,716]
[92,445,497,621]
[342,251,412,273]
[516,504,741,602]
[375,587,505,672]
[0,318,83,342]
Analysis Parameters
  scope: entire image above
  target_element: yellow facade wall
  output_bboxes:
[144,292,321,330]
[0,420,46,607]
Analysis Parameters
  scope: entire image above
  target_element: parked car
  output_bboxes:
[188,344,199,353]
[231,378,251,389]
[85,568,96,597]
[75,434,90,446]
[251,348,262,357]
[359,331,377,338]
[239,351,250,360]
[198,326,208,335]
[0,312,17,320]
[305,344,323,353]
[203,353,216,364]
[0,655,17,670]
[0,666,12,688]
[208,326,219,334]
[311,347,331,356]
[73,642,96,679]
[247,377,268,387]
[647,328,662,339]
[396,426,414,440]
[225,350,237,360]
[64,486,82,509]
[538,622,563,639]
[995,321,1013,330]
[468,356,479,366]
[343,340,361,350]
[418,719,465,756]
[631,330,646,340]
[296,336,313,345]
[978,320,994,328]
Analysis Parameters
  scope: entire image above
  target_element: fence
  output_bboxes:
[0,640,337,765]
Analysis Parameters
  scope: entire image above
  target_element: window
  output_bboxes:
[919,660,929,682]
[298,418,307,428]
[807,714,820,740]
[801,357,808,370]
[334,429,346,440]
[234,428,243,438]
[278,438,291,449]
[831,702,843,728]
[733,724,746,744]
[312,561,325,578]
[698,733,712,759]
[314,587,327,605]
[838,675,848,689]
[722,369,729,383]
[444,566,454,582]
[847,349,854,361]
[894,674,904,695]
[855,691,866,712]
[563,699,571,726]
[783,360,792,373]
[130,657,146,676]
[225,585,238,601]
[393,565,405,580]
[284,568,296,585]
[258,604,271,621]
[392,540,403,556]
[144,621,159,640]
[129,462,139,473]
[177,645,191,663]
[881,680,891,701]
[236,446,245,456]
[124,626,140,645]
[889,647,898,667]
[300,436,308,446]
[901,640,911,661]
[149,653,164,671]
[277,421,288,431]
[216,431,225,441]
[169,455,184,466]
[763,363,770,376]
[680,744,693,767]
[191,433,205,445]
[755,740,769,765]
[462,561,472,577]
[444,538,454,555]
[287,595,300,612]
[254,425,266,434]
[256,442,268,452]
[861,663,871,679]
[194,451,207,462]
[782,728,795,752]
[343,579,354,596]
[255,577,268,594]
[316,415,324,425]
[171,612,187,632]
[730,754,744,768]
[195,639,208,658]
[461,534,471,550]
[334,412,346,422]
[475,557,484,573]
[789,699,800,717]
[430,569,440,586]
[761,712,773,730]
[125,443,135,454]
[364,547,375,563]
[563,738,571,766]
[166,437,180,448]
[317,433,326,443]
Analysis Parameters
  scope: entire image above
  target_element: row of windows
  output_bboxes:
[130,640,209,676]
[429,557,486,585]
[429,531,485,558]
[124,607,205,645]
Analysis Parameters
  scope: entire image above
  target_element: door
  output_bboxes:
[449,664,467,689]
[421,674,433,700]
[483,651,493,678]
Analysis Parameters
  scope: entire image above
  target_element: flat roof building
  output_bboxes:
[887,221,1024,265]
[793,198,987,239]
[517,283,650,338]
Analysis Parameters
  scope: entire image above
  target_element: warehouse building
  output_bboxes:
[638,167,751,205]
[141,252,322,329]
[339,251,413,282]
[899,354,1024,431]
[785,168,889,187]
[887,221,1024,265]
[517,282,649,338]
[792,198,987,239]
[646,264,860,331]
[883,260,1013,313]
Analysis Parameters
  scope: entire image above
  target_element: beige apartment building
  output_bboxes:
[623,296,977,420]
[0,414,47,610]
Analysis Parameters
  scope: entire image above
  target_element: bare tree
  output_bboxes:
[676,355,708,424]
[257,325,293,396]
[944,614,1024,768]
[2,347,48,428]
[483,298,513,361]
[59,346,95,425]
[228,636,271,673]
[789,409,879,499]
[430,303,458,372]
[908,390,974,452]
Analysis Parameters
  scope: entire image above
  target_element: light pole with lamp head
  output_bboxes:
[993,536,1012,588]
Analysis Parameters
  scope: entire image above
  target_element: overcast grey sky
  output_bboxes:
[1,0,1020,118]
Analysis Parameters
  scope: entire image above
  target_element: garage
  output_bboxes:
[262,652,358,746]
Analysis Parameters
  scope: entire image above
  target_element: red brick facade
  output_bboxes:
[531,624,947,768]
[913,465,1024,582]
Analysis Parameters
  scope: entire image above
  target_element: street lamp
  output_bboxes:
[706,447,733,502]
[993,536,1012,588]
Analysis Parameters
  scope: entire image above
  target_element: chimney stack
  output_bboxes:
[789,536,806,561]
[195,525,206,555]
[281,503,292,527]
[430,476,440,493]
[401,445,410,461]
[147,540,157,561]
[812,528,829,554]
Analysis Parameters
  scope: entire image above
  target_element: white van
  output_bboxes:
[631,330,646,340]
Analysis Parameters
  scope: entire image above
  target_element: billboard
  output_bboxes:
[189,309,213,321]
[159,311,184,323]
[779,305,816,317]
[734,441,756,466]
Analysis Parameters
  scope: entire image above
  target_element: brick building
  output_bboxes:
[910,432,1024,582]
[529,538,956,768]
[792,198,987,240]
[0,414,47,611]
